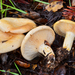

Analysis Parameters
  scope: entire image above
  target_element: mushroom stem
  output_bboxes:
[38,43,55,62]
[63,32,74,51]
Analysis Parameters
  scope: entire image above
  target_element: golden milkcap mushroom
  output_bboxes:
[53,19,75,51]
[0,30,24,53]
[21,25,55,63]
[0,17,36,33]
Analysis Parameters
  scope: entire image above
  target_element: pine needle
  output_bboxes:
[1,0,3,18]
[9,0,15,7]
[0,70,19,75]
[33,0,49,4]
[2,3,27,14]
[69,0,71,7]
[14,62,22,75]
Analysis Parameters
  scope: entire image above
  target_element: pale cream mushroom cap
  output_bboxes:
[0,31,25,53]
[21,25,55,61]
[1,17,36,33]
[53,19,75,37]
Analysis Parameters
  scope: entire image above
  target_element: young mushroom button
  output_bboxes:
[21,25,55,63]
[53,19,75,51]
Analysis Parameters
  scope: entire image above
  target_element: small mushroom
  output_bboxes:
[21,25,55,63]
[0,17,36,33]
[0,30,24,53]
[53,19,75,51]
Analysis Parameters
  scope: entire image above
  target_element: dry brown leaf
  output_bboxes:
[15,60,30,68]
[45,1,63,12]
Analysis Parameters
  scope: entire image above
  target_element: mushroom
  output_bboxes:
[0,30,24,53]
[0,17,36,33]
[53,19,75,51]
[21,25,55,63]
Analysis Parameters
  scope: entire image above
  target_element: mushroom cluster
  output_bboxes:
[0,17,55,64]
[0,17,36,53]
[2,17,74,70]
[0,17,56,65]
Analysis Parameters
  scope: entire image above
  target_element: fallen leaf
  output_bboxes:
[15,60,30,68]
[45,1,63,12]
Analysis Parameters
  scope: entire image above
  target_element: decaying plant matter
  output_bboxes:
[45,1,63,12]
[62,6,75,20]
